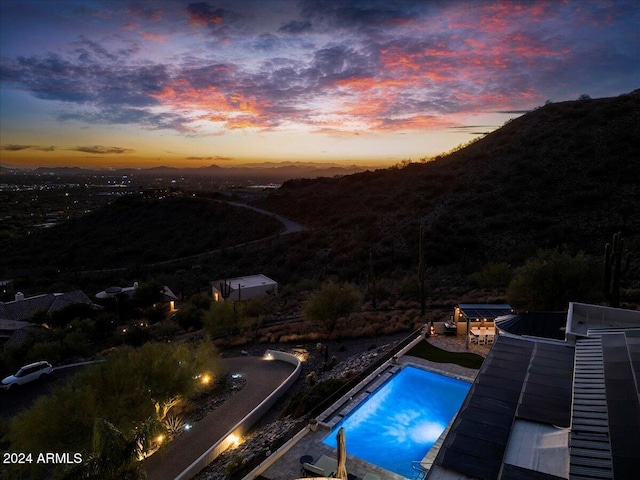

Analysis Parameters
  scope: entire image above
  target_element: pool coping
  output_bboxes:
[244,334,481,480]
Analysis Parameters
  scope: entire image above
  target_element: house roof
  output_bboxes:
[0,290,95,322]
[458,304,512,320]
[429,304,640,480]
[162,286,178,301]
[0,319,32,333]
[96,284,178,302]
[431,335,574,480]
[213,274,277,290]
[570,330,640,478]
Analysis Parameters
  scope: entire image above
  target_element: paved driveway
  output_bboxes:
[143,356,296,480]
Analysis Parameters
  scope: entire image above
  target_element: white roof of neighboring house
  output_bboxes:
[212,274,277,290]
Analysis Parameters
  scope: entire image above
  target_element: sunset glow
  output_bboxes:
[1,0,637,168]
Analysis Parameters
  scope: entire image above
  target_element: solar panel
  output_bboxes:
[437,336,531,479]
[501,463,568,479]
[438,446,503,480]
[601,332,640,477]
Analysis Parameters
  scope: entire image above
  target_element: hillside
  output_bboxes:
[259,91,640,274]
[0,196,282,270]
[1,92,638,292]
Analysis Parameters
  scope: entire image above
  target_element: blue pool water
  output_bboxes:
[323,366,470,478]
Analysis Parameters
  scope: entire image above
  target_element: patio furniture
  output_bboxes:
[444,322,457,335]
[471,327,487,345]
[302,455,337,478]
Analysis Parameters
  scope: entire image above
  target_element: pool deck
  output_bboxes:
[257,334,488,480]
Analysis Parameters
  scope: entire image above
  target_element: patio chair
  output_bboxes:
[302,455,337,477]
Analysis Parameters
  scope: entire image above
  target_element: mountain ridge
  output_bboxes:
[259,90,640,271]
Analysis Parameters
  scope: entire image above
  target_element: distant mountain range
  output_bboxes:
[0,162,375,181]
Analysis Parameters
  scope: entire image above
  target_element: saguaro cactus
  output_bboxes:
[367,251,377,310]
[219,280,232,300]
[603,232,631,308]
[419,225,427,316]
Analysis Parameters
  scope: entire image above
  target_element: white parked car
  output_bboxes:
[1,361,53,390]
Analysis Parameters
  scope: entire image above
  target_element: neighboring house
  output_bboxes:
[428,302,640,480]
[95,282,178,312]
[0,290,99,323]
[0,319,35,348]
[211,274,277,302]
[0,290,98,348]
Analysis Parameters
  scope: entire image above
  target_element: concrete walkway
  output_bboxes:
[143,356,296,480]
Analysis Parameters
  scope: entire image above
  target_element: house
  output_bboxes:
[0,319,34,348]
[95,282,178,312]
[0,290,98,348]
[0,290,98,323]
[211,274,277,302]
[427,302,640,480]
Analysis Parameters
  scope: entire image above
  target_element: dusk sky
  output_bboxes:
[1,0,638,168]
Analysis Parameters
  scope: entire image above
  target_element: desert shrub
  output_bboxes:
[507,248,600,310]
[303,282,362,333]
[151,319,181,339]
[279,378,349,419]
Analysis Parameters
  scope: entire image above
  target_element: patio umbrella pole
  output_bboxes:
[336,427,348,480]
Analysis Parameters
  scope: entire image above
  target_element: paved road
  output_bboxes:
[224,201,306,234]
[143,356,296,480]
[144,200,306,268]
[0,362,95,419]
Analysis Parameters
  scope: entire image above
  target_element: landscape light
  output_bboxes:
[200,374,211,385]
[227,434,240,447]
[156,434,165,444]
[184,424,192,431]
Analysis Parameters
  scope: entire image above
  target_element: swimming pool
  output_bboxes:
[323,366,470,478]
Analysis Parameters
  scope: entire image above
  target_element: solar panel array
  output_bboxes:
[434,335,575,480]
[459,305,513,320]
[601,331,640,477]
[495,312,568,340]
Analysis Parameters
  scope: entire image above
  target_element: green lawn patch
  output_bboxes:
[406,340,485,369]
